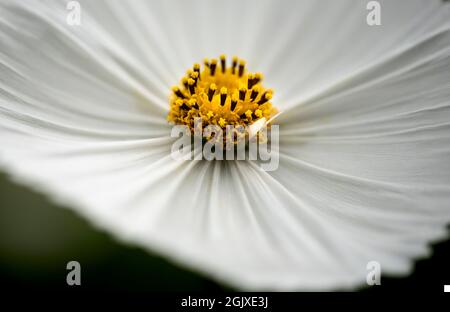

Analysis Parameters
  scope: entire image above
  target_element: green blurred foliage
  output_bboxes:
[0,172,226,291]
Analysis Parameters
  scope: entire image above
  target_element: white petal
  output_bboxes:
[270,4,450,289]
[257,0,450,111]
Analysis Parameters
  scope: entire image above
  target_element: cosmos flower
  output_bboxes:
[0,0,449,290]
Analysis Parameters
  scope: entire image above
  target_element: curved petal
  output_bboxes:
[265,0,450,111]
[1,0,450,292]
[271,6,450,289]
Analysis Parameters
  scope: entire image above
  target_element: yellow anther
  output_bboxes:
[220,54,226,73]
[187,78,196,94]
[239,86,247,101]
[231,56,239,74]
[208,83,217,101]
[210,59,218,76]
[250,86,260,101]
[220,87,228,106]
[258,91,273,105]
[167,55,277,135]
[238,59,246,77]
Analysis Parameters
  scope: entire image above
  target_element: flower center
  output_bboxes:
[167,55,277,132]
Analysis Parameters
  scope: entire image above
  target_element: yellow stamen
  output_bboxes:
[167,55,278,133]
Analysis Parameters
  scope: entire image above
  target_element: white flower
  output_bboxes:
[1,0,449,291]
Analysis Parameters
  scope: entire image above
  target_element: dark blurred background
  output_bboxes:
[0,172,449,293]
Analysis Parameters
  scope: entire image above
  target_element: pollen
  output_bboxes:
[167,55,277,133]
